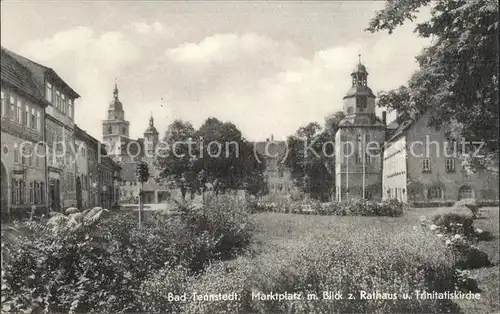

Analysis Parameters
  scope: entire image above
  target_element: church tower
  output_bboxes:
[143,113,159,156]
[335,57,386,201]
[102,82,131,161]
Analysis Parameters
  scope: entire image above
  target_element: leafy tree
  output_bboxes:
[367,0,499,172]
[286,119,340,201]
[156,118,266,199]
[193,118,266,196]
[324,111,346,136]
[156,120,196,199]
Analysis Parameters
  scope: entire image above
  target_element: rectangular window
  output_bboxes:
[28,149,33,167]
[9,96,15,120]
[1,90,5,117]
[428,187,443,199]
[16,99,22,124]
[31,108,36,130]
[40,182,45,203]
[14,147,19,163]
[24,103,29,127]
[19,180,25,205]
[36,111,41,132]
[61,94,66,113]
[68,99,73,118]
[355,153,362,163]
[364,133,370,143]
[34,182,38,204]
[445,158,455,172]
[29,182,34,204]
[421,158,431,172]
[45,82,53,103]
[21,147,27,166]
[12,179,18,205]
[55,90,60,110]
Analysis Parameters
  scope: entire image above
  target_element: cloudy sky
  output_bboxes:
[1,1,430,142]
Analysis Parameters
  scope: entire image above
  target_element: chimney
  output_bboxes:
[382,111,387,125]
[266,138,269,142]
[271,134,274,141]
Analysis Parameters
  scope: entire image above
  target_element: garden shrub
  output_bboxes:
[431,211,475,237]
[419,215,492,273]
[412,201,455,208]
[1,196,254,313]
[319,198,405,217]
[476,200,499,207]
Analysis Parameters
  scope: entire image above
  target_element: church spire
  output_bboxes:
[113,79,119,99]
[149,112,154,127]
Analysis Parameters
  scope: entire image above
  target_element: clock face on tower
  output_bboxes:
[357,96,367,111]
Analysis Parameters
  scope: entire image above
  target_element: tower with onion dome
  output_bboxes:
[143,113,159,157]
[102,82,131,161]
[334,56,386,201]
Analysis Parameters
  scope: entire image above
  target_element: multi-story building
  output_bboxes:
[254,136,297,197]
[382,111,499,202]
[1,47,49,219]
[74,125,91,209]
[6,49,80,211]
[335,61,386,201]
[99,156,121,209]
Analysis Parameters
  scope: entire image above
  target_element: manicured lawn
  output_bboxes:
[252,206,499,314]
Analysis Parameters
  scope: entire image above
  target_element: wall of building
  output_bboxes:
[74,139,89,208]
[404,113,498,201]
[335,126,385,200]
[45,118,77,208]
[1,86,48,216]
[382,135,407,202]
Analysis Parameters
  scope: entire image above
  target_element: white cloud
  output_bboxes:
[129,21,170,35]
[20,26,141,140]
[160,27,428,140]
[16,22,428,142]
[166,33,296,65]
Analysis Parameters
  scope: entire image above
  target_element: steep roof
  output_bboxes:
[2,47,80,98]
[339,113,385,127]
[385,117,417,144]
[1,48,47,105]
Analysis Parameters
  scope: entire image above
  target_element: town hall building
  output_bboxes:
[335,59,498,203]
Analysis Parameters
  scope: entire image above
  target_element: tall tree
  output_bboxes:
[367,0,499,172]
[156,118,267,199]
[324,111,346,136]
[286,122,336,201]
[156,119,196,199]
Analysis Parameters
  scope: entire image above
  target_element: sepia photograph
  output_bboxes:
[1,1,499,313]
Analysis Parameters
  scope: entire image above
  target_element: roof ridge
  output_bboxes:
[1,46,51,71]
